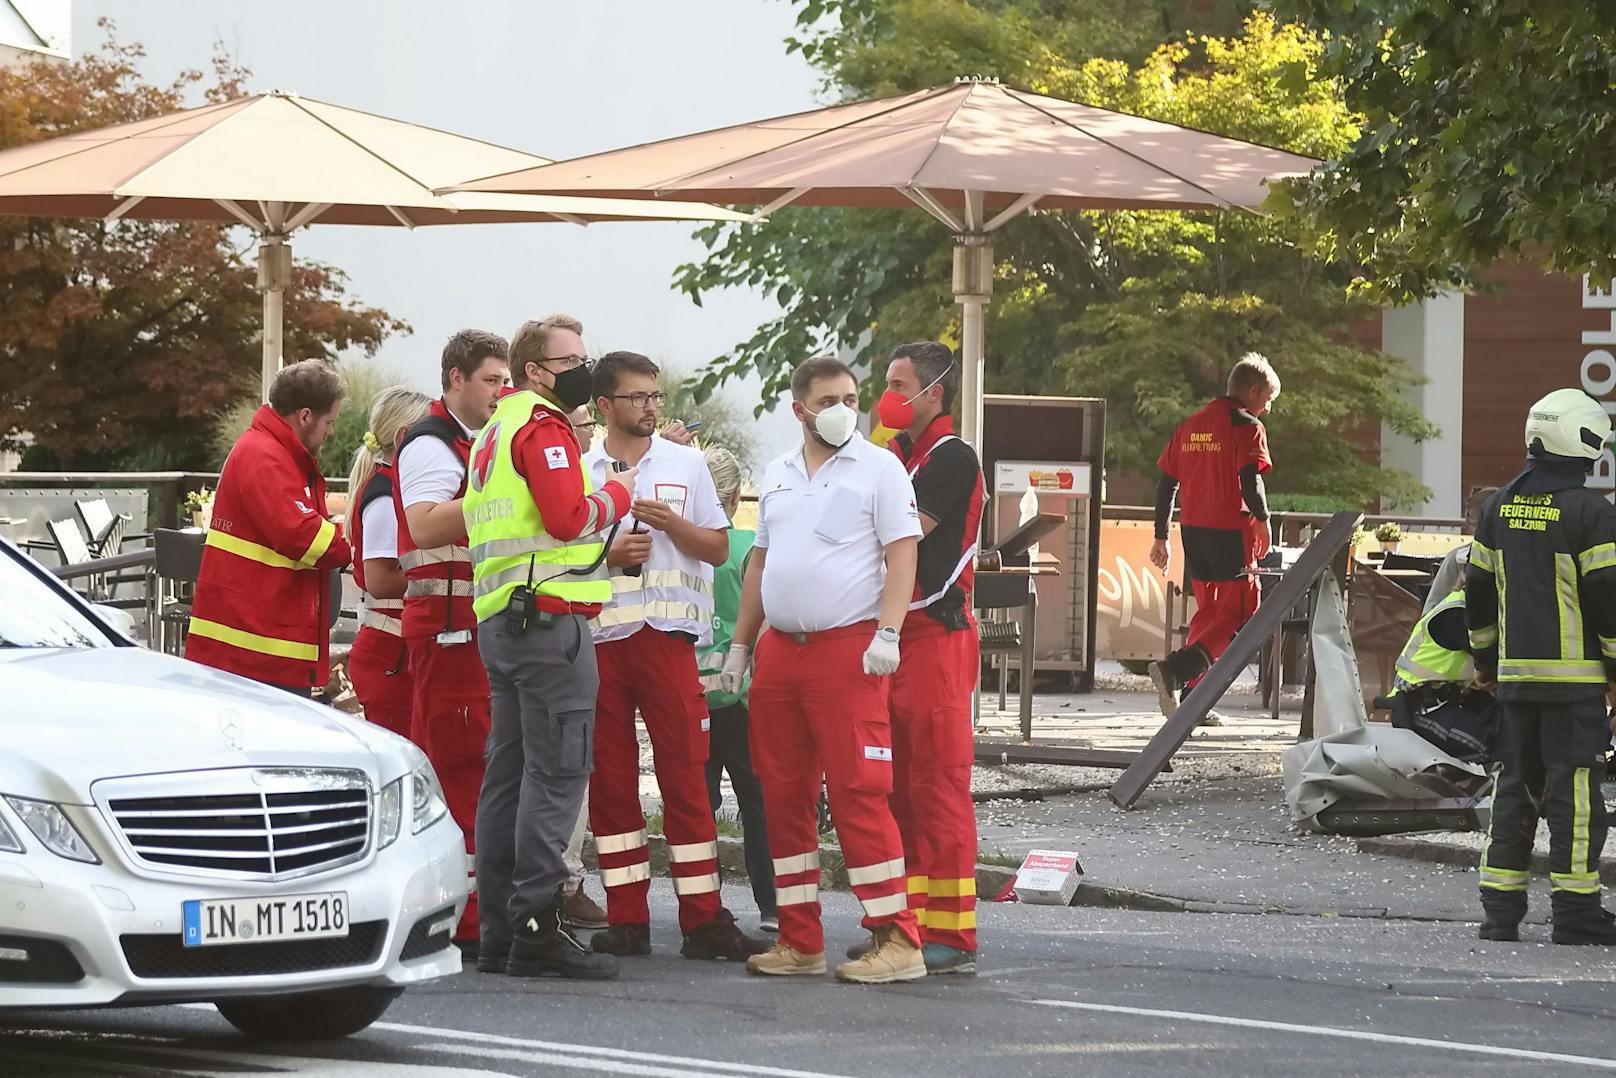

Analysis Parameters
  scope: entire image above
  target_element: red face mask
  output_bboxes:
[877,366,949,430]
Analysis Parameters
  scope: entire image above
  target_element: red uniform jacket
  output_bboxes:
[187,406,351,688]
[1156,397,1271,531]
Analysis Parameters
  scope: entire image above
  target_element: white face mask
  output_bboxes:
[806,402,858,448]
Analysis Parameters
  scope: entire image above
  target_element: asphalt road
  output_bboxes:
[6,881,1616,1077]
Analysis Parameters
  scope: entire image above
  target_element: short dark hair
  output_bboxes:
[441,329,509,391]
[890,340,958,409]
[269,360,345,416]
[791,356,856,401]
[509,314,584,388]
[592,351,660,399]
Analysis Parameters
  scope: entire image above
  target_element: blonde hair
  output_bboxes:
[346,387,433,529]
[510,314,585,387]
[1227,352,1281,398]
[703,445,744,517]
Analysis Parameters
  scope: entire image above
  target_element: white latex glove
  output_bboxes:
[718,644,751,695]
[862,626,901,677]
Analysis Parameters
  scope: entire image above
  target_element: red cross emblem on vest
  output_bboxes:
[470,421,500,493]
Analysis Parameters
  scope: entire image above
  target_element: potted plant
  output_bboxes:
[1374,521,1403,554]
[183,487,215,530]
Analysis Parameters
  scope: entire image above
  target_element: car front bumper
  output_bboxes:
[0,814,468,1008]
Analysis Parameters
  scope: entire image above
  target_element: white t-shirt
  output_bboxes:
[754,433,922,633]
[397,406,476,509]
[584,435,729,645]
[359,496,399,562]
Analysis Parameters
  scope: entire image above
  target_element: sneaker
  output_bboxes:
[591,922,652,956]
[1147,661,1179,718]
[746,943,827,977]
[476,940,511,974]
[759,914,779,934]
[507,905,619,979]
[834,925,925,984]
[845,934,876,961]
[681,908,771,961]
[561,882,609,931]
[922,942,977,975]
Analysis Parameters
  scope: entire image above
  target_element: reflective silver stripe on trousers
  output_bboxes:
[405,578,474,598]
[400,544,471,569]
[859,891,908,918]
[669,840,718,863]
[673,872,721,895]
[601,862,651,888]
[773,851,820,876]
[596,829,648,855]
[847,856,905,887]
[777,883,819,906]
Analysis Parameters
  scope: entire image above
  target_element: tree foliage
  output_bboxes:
[676,3,1434,505]
[210,359,406,481]
[1269,0,1616,300]
[0,23,408,471]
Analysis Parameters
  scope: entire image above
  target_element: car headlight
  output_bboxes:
[3,797,99,863]
[0,811,22,854]
[377,778,404,851]
[411,759,448,834]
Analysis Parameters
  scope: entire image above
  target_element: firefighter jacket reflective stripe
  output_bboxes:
[463,389,611,621]
[1394,588,1473,688]
[1466,457,1616,701]
[186,405,351,688]
[393,401,474,638]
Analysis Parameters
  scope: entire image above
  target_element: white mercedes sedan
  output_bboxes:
[0,538,468,1040]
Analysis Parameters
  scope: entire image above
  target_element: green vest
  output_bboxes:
[698,527,754,707]
[463,389,610,622]
[1393,588,1473,689]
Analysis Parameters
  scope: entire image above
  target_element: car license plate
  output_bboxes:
[182,892,349,947]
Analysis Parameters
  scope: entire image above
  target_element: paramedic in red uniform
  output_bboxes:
[187,361,351,696]
[718,356,926,984]
[862,340,985,977]
[1147,353,1280,719]
[344,388,432,737]
[393,329,510,945]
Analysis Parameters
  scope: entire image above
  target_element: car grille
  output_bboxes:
[101,769,372,882]
[121,921,385,979]
[399,905,457,962]
[0,933,85,984]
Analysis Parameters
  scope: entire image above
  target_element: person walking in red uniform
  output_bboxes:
[394,329,510,945]
[1147,354,1280,720]
[344,387,432,738]
[861,340,985,976]
[188,361,351,696]
[719,356,926,984]
[582,351,765,962]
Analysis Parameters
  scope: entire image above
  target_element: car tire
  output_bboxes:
[214,986,402,1041]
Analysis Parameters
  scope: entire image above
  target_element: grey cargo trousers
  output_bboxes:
[475,612,597,942]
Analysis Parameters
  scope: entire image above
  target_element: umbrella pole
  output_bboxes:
[953,232,992,447]
[258,233,289,401]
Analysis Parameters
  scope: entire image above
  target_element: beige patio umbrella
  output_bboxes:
[0,91,745,398]
[450,80,1317,444]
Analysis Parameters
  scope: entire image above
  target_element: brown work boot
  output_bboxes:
[845,933,876,961]
[746,943,827,977]
[834,924,925,984]
[590,923,651,956]
[681,908,771,961]
[561,882,608,930]
[1147,661,1179,718]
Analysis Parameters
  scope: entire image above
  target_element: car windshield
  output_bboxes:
[0,547,115,648]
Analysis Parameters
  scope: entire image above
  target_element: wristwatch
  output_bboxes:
[875,626,900,643]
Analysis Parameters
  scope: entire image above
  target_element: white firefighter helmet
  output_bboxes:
[1524,388,1612,461]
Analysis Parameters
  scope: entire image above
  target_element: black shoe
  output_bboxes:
[507,905,620,979]
[1479,892,1526,942]
[476,941,511,973]
[680,908,771,961]
[1552,902,1616,946]
[591,922,652,956]
[1478,920,1520,942]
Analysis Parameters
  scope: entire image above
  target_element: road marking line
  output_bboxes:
[1029,998,1616,1070]
[434,1043,818,1078]
[374,1021,853,1078]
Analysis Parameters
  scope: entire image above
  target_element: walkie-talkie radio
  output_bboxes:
[612,459,644,578]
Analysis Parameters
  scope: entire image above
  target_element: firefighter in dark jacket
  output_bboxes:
[1468,388,1616,945]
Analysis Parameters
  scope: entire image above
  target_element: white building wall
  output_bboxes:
[1379,292,1465,516]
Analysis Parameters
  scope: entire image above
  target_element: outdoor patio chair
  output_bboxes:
[152,528,205,656]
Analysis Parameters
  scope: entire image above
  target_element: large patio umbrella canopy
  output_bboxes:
[0,91,745,397]
[451,80,1318,443]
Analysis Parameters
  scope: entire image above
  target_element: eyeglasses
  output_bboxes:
[541,354,592,371]
[608,392,666,410]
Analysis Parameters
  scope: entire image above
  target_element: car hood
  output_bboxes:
[0,648,412,803]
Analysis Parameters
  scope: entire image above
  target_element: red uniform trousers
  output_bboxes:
[889,620,979,952]
[1185,575,1260,670]
[406,634,490,941]
[750,623,921,956]
[347,627,412,739]
[591,628,721,933]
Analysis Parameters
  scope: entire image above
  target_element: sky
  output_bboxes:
[69,0,828,462]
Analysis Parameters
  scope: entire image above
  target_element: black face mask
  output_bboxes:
[547,364,594,410]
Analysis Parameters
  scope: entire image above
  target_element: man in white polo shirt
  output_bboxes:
[719,355,925,984]
[582,350,768,962]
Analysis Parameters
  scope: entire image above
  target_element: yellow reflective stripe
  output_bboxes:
[907,875,930,895]
[187,617,319,661]
[927,877,977,899]
[601,862,651,888]
[298,516,336,567]
[777,883,818,906]
[669,840,718,863]
[1574,766,1591,879]
[1581,543,1616,575]
[673,871,720,895]
[596,829,647,856]
[1496,551,1507,656]
[1602,636,1616,660]
[847,857,905,887]
[1498,661,1606,682]
[773,851,820,876]
[859,891,908,918]
[920,909,977,931]
[204,528,300,570]
[1552,872,1602,894]
[1469,625,1498,648]
[1469,541,1495,573]
[1557,553,1582,662]
[914,908,929,927]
